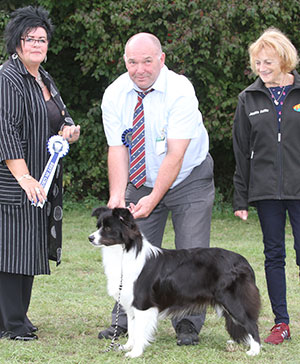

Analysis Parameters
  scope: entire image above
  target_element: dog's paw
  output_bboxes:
[125,348,143,358]
[245,335,260,356]
[120,341,133,352]
[246,345,260,356]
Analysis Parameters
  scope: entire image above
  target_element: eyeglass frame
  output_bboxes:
[20,37,49,46]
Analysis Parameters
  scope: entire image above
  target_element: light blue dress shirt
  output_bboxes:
[101,65,209,188]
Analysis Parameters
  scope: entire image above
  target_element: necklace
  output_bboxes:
[267,74,288,106]
[268,86,286,106]
[36,71,45,89]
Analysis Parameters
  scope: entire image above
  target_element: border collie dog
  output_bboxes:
[88,207,261,358]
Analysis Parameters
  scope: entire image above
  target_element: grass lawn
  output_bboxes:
[0,205,299,364]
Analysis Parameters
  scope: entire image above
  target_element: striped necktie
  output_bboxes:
[129,89,153,188]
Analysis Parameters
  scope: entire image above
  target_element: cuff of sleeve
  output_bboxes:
[0,150,25,164]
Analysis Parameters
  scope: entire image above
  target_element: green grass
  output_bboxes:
[0,206,299,364]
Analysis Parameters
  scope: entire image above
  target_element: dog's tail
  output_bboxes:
[244,276,261,321]
[224,275,261,344]
[224,311,247,343]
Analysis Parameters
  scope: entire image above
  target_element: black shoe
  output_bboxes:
[2,331,38,341]
[175,319,199,346]
[30,326,38,333]
[98,325,127,339]
[11,333,38,341]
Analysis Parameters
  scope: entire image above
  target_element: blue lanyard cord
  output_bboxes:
[268,85,291,134]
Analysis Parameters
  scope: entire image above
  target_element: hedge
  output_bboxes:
[1,0,300,202]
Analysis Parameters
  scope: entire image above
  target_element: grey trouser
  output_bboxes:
[110,153,215,333]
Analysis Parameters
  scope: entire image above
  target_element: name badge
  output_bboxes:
[156,136,166,156]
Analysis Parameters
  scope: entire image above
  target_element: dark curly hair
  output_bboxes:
[4,5,54,55]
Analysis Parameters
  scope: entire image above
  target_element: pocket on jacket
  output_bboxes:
[0,165,25,205]
[0,139,28,206]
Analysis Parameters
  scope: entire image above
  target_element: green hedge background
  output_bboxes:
[1,0,300,203]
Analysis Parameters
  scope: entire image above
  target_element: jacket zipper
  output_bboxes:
[277,131,282,199]
[277,86,293,199]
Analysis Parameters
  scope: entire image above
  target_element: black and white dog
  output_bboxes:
[88,207,261,358]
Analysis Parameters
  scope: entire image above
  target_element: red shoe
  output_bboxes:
[264,323,291,345]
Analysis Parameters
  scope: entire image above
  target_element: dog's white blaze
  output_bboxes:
[246,334,260,356]
[89,229,101,246]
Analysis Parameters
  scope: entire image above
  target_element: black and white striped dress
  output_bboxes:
[0,56,74,276]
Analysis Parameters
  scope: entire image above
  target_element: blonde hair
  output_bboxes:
[249,27,299,74]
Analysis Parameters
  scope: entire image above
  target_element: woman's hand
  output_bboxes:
[5,159,47,204]
[61,125,80,143]
[18,176,47,204]
[234,210,248,221]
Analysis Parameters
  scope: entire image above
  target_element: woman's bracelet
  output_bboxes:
[17,173,32,182]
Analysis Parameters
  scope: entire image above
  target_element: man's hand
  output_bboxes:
[107,197,126,209]
[128,194,157,219]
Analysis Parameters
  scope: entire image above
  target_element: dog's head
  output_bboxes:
[88,206,143,254]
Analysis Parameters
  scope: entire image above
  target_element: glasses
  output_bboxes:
[21,37,48,46]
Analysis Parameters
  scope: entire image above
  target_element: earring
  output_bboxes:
[44,55,47,63]
[12,53,18,59]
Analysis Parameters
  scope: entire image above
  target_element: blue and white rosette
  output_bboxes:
[122,128,132,148]
[33,135,69,208]
[122,128,132,161]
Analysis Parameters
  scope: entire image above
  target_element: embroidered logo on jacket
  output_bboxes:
[293,103,300,112]
[249,109,269,117]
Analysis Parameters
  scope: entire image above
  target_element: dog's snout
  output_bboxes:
[88,230,101,246]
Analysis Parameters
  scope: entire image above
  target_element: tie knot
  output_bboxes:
[136,88,154,99]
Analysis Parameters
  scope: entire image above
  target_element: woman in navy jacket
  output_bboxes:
[233,27,300,345]
[0,6,80,340]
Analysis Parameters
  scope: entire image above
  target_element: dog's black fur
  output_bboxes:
[89,207,261,357]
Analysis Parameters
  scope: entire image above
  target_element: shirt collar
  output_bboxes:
[10,54,50,81]
[10,55,29,76]
[246,70,300,92]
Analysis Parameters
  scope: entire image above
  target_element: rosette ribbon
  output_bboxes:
[122,128,132,148]
[32,135,69,208]
[121,128,133,162]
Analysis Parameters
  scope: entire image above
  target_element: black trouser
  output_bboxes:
[0,272,34,336]
[256,200,300,325]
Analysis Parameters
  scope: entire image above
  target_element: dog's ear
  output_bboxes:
[91,206,110,218]
[113,208,143,254]
[112,207,133,225]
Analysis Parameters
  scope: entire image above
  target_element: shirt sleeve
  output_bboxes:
[0,76,25,163]
[166,75,202,140]
[101,87,127,146]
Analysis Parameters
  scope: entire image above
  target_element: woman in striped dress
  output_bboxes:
[0,6,80,340]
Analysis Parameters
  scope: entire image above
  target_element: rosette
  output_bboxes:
[32,135,69,208]
[47,135,69,157]
[122,128,132,148]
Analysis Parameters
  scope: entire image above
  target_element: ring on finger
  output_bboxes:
[35,187,40,194]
